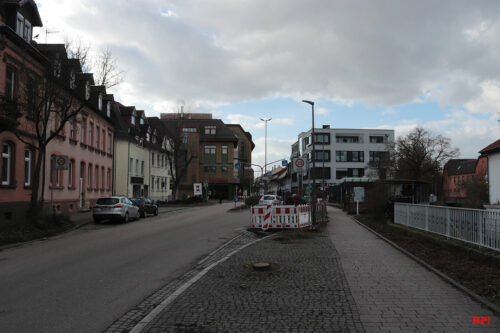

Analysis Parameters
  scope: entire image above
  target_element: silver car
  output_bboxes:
[93,196,140,223]
[259,194,282,205]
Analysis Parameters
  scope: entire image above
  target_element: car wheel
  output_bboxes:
[140,211,145,218]
[154,208,158,216]
[123,212,129,223]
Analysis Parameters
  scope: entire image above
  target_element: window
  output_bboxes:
[182,127,197,133]
[102,129,106,151]
[23,20,31,41]
[16,13,24,36]
[107,133,112,153]
[336,170,348,180]
[129,158,133,174]
[1,143,12,185]
[157,154,160,167]
[205,126,216,134]
[314,150,330,162]
[70,119,76,140]
[135,159,139,175]
[51,113,57,131]
[370,136,384,143]
[336,151,347,162]
[204,146,216,154]
[68,159,74,188]
[5,67,15,101]
[221,166,228,174]
[141,161,144,176]
[88,122,93,146]
[101,166,105,190]
[107,168,111,189]
[85,81,91,100]
[140,118,144,125]
[95,165,99,189]
[309,167,331,180]
[70,70,76,89]
[314,133,330,144]
[204,166,216,174]
[146,132,150,142]
[151,176,155,190]
[81,120,86,143]
[152,153,155,166]
[336,135,359,143]
[87,164,92,188]
[96,126,100,149]
[106,102,111,118]
[222,146,228,155]
[24,149,32,186]
[369,151,387,162]
[98,94,103,111]
[336,151,364,162]
[131,116,135,125]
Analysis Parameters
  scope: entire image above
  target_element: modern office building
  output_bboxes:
[290,126,395,191]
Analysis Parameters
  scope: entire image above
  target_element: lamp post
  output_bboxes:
[260,118,271,174]
[302,100,316,225]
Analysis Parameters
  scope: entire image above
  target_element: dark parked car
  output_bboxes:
[131,198,158,218]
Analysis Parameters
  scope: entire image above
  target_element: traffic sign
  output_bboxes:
[281,160,288,167]
[193,183,202,195]
[293,157,306,173]
[53,155,69,170]
[266,171,272,177]
[235,163,241,169]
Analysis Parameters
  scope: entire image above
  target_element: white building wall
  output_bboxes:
[489,153,500,204]
[293,128,395,188]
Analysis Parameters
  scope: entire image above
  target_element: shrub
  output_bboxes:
[245,195,261,206]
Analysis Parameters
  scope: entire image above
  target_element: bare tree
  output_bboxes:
[392,127,459,182]
[8,61,87,220]
[64,37,91,72]
[93,48,124,89]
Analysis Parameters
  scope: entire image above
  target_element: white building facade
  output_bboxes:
[290,126,395,190]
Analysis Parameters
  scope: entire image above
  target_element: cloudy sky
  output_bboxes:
[35,0,500,174]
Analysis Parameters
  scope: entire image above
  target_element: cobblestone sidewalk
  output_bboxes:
[142,232,363,333]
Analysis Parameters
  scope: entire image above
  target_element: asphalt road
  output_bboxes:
[0,203,249,333]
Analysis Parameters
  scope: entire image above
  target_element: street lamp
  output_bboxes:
[302,100,316,225]
[260,118,272,174]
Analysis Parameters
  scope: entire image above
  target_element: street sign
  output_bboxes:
[293,157,306,173]
[235,163,241,169]
[266,171,272,176]
[53,155,69,170]
[233,195,239,203]
[353,187,365,202]
[281,160,288,167]
[193,183,202,195]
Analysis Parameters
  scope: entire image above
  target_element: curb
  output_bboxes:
[350,216,500,317]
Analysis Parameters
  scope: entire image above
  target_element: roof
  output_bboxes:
[480,138,500,155]
[338,177,376,183]
[226,124,255,150]
[444,159,478,175]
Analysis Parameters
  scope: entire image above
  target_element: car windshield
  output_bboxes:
[96,198,119,205]
[263,196,275,200]
[131,198,142,204]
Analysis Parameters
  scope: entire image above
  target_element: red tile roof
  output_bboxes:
[480,138,500,155]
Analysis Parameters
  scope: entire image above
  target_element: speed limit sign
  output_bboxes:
[53,155,69,170]
[293,157,306,173]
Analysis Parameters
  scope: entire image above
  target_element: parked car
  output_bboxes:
[259,194,282,205]
[131,198,158,218]
[93,196,140,223]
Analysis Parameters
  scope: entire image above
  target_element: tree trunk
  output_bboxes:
[29,148,44,220]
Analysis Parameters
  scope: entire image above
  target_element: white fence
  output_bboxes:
[394,203,500,251]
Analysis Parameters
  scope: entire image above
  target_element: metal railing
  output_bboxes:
[394,203,500,251]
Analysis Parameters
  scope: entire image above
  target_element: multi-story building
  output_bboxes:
[227,124,254,196]
[290,126,395,190]
[161,113,250,200]
[112,105,172,201]
[442,157,488,205]
[0,1,115,218]
[480,139,500,206]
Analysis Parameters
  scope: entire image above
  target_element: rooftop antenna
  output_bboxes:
[43,23,59,43]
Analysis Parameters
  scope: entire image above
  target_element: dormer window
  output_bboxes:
[146,132,150,142]
[140,118,144,125]
[204,125,216,134]
[69,70,76,89]
[16,13,32,42]
[106,102,111,117]
[85,81,91,100]
[98,94,103,111]
[131,116,135,125]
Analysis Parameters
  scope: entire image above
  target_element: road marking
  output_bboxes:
[128,233,270,333]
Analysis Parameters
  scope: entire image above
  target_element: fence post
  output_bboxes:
[406,204,410,226]
[446,207,450,238]
[425,205,429,231]
[479,212,484,246]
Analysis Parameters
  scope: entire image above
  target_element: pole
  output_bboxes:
[260,118,271,174]
[302,100,316,225]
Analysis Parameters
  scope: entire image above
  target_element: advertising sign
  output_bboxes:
[193,183,202,195]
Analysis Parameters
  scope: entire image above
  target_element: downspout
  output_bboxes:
[127,140,130,197]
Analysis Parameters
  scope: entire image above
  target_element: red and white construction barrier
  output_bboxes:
[251,203,327,230]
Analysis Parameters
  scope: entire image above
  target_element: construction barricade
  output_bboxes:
[251,202,327,231]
